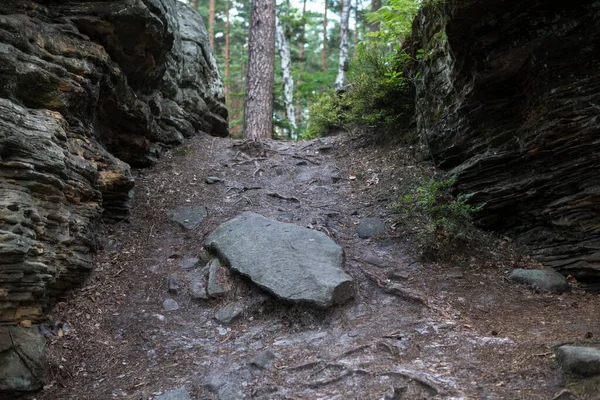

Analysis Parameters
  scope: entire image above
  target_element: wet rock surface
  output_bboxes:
[206,212,355,308]
[0,0,226,324]
[412,0,600,285]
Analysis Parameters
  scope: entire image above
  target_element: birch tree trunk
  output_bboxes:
[321,0,328,73]
[275,15,297,139]
[296,0,307,125]
[335,0,351,90]
[243,0,276,140]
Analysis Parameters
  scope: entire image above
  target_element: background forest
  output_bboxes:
[183,0,419,139]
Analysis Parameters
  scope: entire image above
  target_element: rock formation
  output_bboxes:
[412,0,600,287]
[0,0,227,324]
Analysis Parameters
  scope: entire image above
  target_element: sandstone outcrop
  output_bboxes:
[412,0,600,287]
[0,0,227,323]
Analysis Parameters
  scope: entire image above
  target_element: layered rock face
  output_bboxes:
[0,0,227,323]
[413,1,600,285]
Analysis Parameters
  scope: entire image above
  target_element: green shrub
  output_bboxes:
[392,176,482,260]
[303,91,350,139]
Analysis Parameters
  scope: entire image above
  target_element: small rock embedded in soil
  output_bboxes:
[190,276,209,300]
[207,258,230,297]
[556,345,600,376]
[168,205,207,230]
[154,387,191,400]
[205,212,354,308]
[215,302,245,324]
[178,257,199,269]
[507,268,569,293]
[168,274,180,295]
[249,350,275,369]
[357,218,387,239]
[162,299,179,311]
[205,176,224,184]
[387,270,409,281]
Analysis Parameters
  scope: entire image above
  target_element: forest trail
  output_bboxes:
[40,134,599,400]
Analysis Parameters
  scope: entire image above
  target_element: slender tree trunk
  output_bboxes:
[193,0,198,10]
[275,15,297,139]
[295,0,307,126]
[369,0,381,32]
[321,0,328,73]
[335,0,351,90]
[243,0,276,140]
[353,0,359,57]
[224,0,230,103]
[208,0,216,49]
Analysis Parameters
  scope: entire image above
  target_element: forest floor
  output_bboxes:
[39,133,600,400]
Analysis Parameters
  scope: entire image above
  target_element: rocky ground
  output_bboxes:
[38,133,600,399]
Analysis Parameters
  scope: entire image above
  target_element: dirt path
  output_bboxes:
[41,134,600,399]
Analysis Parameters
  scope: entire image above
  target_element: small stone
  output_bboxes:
[552,389,578,400]
[249,350,275,369]
[190,277,209,300]
[163,299,179,312]
[357,218,387,239]
[361,253,389,268]
[205,176,224,184]
[178,257,199,270]
[387,270,409,281]
[168,206,207,230]
[215,302,244,324]
[508,268,569,293]
[207,259,229,297]
[154,387,192,400]
[168,274,180,295]
[556,345,600,376]
[19,320,32,328]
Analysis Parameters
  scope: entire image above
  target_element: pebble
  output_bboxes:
[163,299,179,311]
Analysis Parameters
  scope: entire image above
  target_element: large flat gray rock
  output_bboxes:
[556,346,600,376]
[205,212,354,308]
[508,268,569,293]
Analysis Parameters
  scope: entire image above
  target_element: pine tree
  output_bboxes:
[243,0,276,140]
[208,0,216,49]
[321,0,328,72]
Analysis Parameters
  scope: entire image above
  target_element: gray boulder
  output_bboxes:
[556,346,600,376]
[0,326,45,396]
[205,212,354,308]
[357,218,387,239]
[508,269,569,293]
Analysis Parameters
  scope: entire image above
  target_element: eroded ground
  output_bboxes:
[41,134,600,399]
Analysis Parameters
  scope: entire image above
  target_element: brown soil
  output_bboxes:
[40,133,600,400]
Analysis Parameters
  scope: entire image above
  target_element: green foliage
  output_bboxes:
[392,176,482,260]
[303,91,349,139]
[366,0,420,44]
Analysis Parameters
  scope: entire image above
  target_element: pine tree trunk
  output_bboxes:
[321,0,328,73]
[224,0,230,104]
[193,0,198,10]
[209,0,216,49]
[275,15,297,139]
[335,0,351,90]
[243,0,276,140]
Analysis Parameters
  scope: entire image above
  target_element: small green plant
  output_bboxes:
[303,91,350,139]
[173,146,192,157]
[392,176,482,260]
